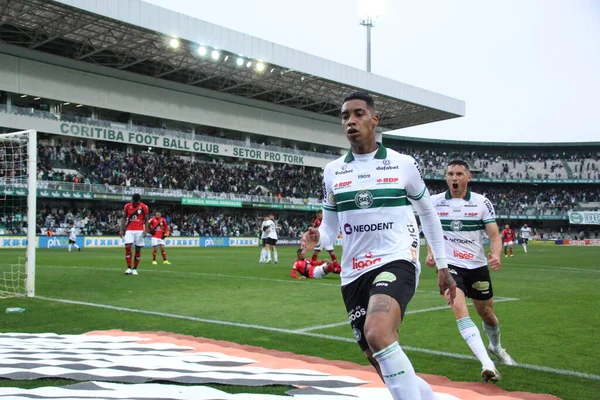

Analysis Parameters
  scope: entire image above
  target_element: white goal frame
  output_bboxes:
[1,129,37,297]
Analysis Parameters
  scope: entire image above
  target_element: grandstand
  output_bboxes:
[0,1,599,399]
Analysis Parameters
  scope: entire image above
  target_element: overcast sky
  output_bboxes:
[143,0,599,143]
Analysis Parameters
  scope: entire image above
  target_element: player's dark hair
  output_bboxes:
[296,248,303,256]
[447,159,470,171]
[132,193,141,202]
[343,92,375,111]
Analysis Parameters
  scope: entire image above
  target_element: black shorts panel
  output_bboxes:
[265,238,278,246]
[341,261,417,352]
[448,264,493,300]
[523,238,529,244]
[69,239,76,244]
[261,238,267,247]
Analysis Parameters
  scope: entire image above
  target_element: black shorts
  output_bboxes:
[341,261,417,352]
[265,238,277,246]
[448,264,493,300]
[522,238,529,244]
[69,239,76,244]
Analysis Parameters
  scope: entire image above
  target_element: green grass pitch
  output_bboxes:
[1,244,599,400]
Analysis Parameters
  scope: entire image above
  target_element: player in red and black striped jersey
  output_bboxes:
[311,210,341,271]
[291,249,341,279]
[148,211,171,265]
[120,193,150,275]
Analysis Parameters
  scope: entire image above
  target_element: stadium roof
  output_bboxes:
[0,0,465,130]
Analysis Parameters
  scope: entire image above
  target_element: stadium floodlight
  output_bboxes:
[256,62,265,72]
[246,61,252,68]
[236,57,244,66]
[63,102,70,105]
[270,68,275,73]
[198,46,207,56]
[20,94,27,98]
[211,50,220,60]
[358,0,384,72]
[76,104,83,108]
[169,37,180,49]
[224,55,229,61]
[33,97,40,100]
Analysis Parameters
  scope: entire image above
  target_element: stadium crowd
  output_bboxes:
[36,141,322,200]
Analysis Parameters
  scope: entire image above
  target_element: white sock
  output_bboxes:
[68,245,72,252]
[482,320,502,350]
[312,266,328,279]
[373,341,421,400]
[259,248,266,262]
[416,376,435,400]
[457,317,495,369]
[74,244,79,249]
[273,251,278,262]
[523,244,528,253]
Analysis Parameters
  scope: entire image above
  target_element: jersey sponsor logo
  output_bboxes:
[376,177,399,184]
[443,235,475,245]
[464,212,478,217]
[334,181,352,189]
[357,174,370,179]
[373,271,397,284]
[376,159,399,171]
[471,281,490,291]
[352,252,382,270]
[437,200,450,207]
[453,249,475,259]
[335,164,353,175]
[451,220,463,231]
[438,212,450,216]
[355,190,374,209]
[483,199,495,217]
[348,306,366,322]
[343,222,394,235]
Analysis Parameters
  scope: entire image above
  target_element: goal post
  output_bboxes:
[0,129,37,298]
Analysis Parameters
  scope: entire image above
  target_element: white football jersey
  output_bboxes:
[264,219,278,240]
[520,227,532,238]
[321,145,427,285]
[260,220,268,239]
[69,227,77,241]
[430,190,495,270]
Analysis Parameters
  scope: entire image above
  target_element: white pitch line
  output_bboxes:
[295,298,520,333]
[35,296,599,382]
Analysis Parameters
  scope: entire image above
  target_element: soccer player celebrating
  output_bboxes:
[68,223,81,252]
[501,224,515,257]
[120,193,149,275]
[520,223,532,253]
[148,211,171,265]
[302,92,455,400]
[291,249,341,279]
[427,160,516,383]
[311,210,341,271]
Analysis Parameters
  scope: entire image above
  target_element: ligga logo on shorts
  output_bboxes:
[373,271,397,284]
[471,281,490,291]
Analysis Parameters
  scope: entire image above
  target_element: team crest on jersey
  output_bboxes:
[451,220,463,231]
[355,190,373,209]
[328,192,336,204]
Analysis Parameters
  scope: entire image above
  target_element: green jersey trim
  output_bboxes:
[483,219,496,224]
[335,188,407,203]
[440,219,485,232]
[343,142,387,163]
[408,186,426,200]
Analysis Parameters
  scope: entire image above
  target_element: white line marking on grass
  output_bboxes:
[36,296,599,382]
[295,298,520,333]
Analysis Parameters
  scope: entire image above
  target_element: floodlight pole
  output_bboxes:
[360,16,374,73]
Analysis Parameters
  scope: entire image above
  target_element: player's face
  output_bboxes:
[155,212,161,218]
[445,165,471,197]
[341,99,379,153]
[505,225,509,229]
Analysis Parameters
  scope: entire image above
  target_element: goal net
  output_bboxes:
[0,130,37,298]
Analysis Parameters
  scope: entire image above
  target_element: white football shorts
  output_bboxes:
[151,237,166,247]
[124,230,145,247]
[503,241,514,246]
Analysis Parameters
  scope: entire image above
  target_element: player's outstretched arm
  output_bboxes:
[486,222,502,270]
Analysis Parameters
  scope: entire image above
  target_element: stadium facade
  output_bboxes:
[0,0,598,247]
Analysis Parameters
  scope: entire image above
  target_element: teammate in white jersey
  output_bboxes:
[263,214,278,263]
[259,216,269,263]
[520,224,532,253]
[302,92,456,400]
[427,160,516,383]
[68,223,81,252]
